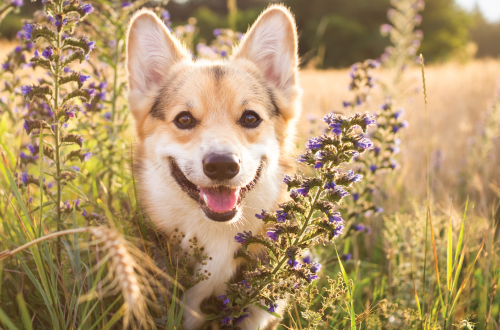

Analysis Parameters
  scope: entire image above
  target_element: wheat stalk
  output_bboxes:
[0,226,155,329]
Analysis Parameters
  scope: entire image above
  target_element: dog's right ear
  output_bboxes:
[127,10,188,123]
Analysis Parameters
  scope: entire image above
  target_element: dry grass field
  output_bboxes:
[301,60,500,207]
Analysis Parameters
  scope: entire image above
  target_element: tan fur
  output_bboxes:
[127,5,301,329]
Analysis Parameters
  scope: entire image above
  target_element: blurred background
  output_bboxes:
[1,0,500,68]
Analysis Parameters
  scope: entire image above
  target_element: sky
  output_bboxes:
[455,0,500,22]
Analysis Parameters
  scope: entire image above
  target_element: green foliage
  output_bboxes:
[418,0,472,62]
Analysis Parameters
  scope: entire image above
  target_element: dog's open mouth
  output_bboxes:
[170,159,262,222]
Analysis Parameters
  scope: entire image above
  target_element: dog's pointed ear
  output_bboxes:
[233,5,299,98]
[127,9,188,96]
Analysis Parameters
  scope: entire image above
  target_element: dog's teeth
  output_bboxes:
[202,193,208,204]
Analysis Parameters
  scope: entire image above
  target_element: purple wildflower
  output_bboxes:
[394,108,404,119]
[346,170,363,183]
[27,144,36,154]
[122,1,132,7]
[255,209,267,219]
[82,209,88,216]
[307,274,319,282]
[310,262,322,273]
[235,313,249,324]
[82,152,92,162]
[364,115,376,126]
[369,164,378,173]
[213,29,221,37]
[12,0,23,6]
[276,210,287,222]
[266,227,282,241]
[333,224,344,237]
[324,181,336,189]
[287,259,301,269]
[65,108,77,117]
[328,212,343,224]
[355,137,373,150]
[303,256,312,264]
[268,303,278,313]
[342,101,351,108]
[14,46,22,52]
[87,88,96,98]
[21,85,32,95]
[82,3,94,14]
[218,295,229,306]
[222,317,232,325]
[376,207,384,213]
[352,192,359,201]
[24,24,34,39]
[87,41,96,51]
[21,172,28,184]
[353,223,365,231]
[380,24,392,35]
[390,145,400,154]
[307,137,322,150]
[234,231,252,244]
[42,47,53,59]
[71,166,80,172]
[79,74,91,84]
[343,253,352,261]
[297,187,309,197]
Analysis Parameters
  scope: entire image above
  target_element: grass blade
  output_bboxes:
[454,197,468,267]
[448,226,490,323]
[16,294,33,330]
[428,210,445,309]
[334,244,355,330]
[0,307,19,330]
[102,305,125,330]
[447,201,453,291]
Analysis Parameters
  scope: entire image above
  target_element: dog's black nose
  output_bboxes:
[203,153,240,181]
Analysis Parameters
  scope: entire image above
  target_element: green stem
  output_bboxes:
[53,1,63,258]
[107,27,122,205]
[240,187,324,308]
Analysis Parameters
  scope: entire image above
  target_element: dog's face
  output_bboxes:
[127,6,301,225]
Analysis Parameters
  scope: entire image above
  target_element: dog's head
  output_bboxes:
[127,5,301,225]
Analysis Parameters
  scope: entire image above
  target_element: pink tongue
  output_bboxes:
[199,187,240,213]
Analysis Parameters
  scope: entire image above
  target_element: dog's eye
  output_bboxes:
[240,110,262,128]
[174,111,197,129]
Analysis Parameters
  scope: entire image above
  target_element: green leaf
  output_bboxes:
[16,294,33,330]
[0,307,19,330]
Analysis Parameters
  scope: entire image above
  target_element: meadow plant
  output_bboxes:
[458,81,500,210]
[204,112,376,328]
[196,28,244,60]
[333,0,423,238]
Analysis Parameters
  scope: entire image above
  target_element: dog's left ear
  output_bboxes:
[233,5,300,112]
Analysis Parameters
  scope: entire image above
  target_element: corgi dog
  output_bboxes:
[126,5,301,329]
